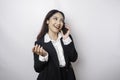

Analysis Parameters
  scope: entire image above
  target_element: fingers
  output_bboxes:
[32,44,46,56]
[32,44,37,53]
[61,24,71,39]
[65,24,70,31]
[32,47,35,52]
[35,44,38,52]
[64,24,70,34]
[40,47,43,55]
[32,44,39,55]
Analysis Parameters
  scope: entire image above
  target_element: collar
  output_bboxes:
[44,33,62,43]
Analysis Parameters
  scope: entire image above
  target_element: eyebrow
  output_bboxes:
[52,16,64,20]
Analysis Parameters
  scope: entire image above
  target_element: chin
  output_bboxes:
[54,30,60,33]
[55,31,59,34]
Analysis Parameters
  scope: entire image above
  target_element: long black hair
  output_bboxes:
[37,9,65,40]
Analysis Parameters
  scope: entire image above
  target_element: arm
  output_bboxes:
[33,53,48,73]
[33,41,48,73]
[61,25,78,62]
[64,35,78,62]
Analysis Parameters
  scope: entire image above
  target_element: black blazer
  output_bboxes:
[33,35,78,80]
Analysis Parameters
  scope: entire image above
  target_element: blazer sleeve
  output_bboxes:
[33,40,48,73]
[64,35,78,62]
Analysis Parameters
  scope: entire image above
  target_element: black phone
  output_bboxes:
[62,27,68,35]
[62,23,68,34]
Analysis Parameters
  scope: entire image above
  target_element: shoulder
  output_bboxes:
[69,34,74,40]
[34,36,44,45]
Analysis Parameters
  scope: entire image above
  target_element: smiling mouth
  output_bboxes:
[54,25,60,30]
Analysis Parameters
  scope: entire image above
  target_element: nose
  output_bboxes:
[56,20,60,25]
[56,22,61,27]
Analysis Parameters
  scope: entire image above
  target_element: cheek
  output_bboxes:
[61,23,64,27]
[60,25,63,30]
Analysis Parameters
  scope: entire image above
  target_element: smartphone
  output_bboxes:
[62,27,68,34]
[62,23,68,34]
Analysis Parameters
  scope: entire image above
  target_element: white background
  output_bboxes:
[0,0,120,80]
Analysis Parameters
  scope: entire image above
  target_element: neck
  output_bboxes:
[48,31,58,40]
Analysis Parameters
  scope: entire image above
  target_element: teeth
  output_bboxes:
[55,26,60,29]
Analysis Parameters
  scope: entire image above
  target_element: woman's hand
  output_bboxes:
[32,44,47,56]
[61,24,70,40]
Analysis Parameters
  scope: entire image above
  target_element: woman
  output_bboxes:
[32,9,78,80]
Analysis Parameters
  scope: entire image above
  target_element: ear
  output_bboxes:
[46,20,49,24]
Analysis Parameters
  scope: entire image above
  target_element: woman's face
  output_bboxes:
[47,12,64,34]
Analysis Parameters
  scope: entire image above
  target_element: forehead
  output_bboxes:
[51,12,64,19]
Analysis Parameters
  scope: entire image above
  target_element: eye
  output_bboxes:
[53,17,57,20]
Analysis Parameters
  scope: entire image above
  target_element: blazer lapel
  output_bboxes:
[44,41,59,67]
[60,38,69,66]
